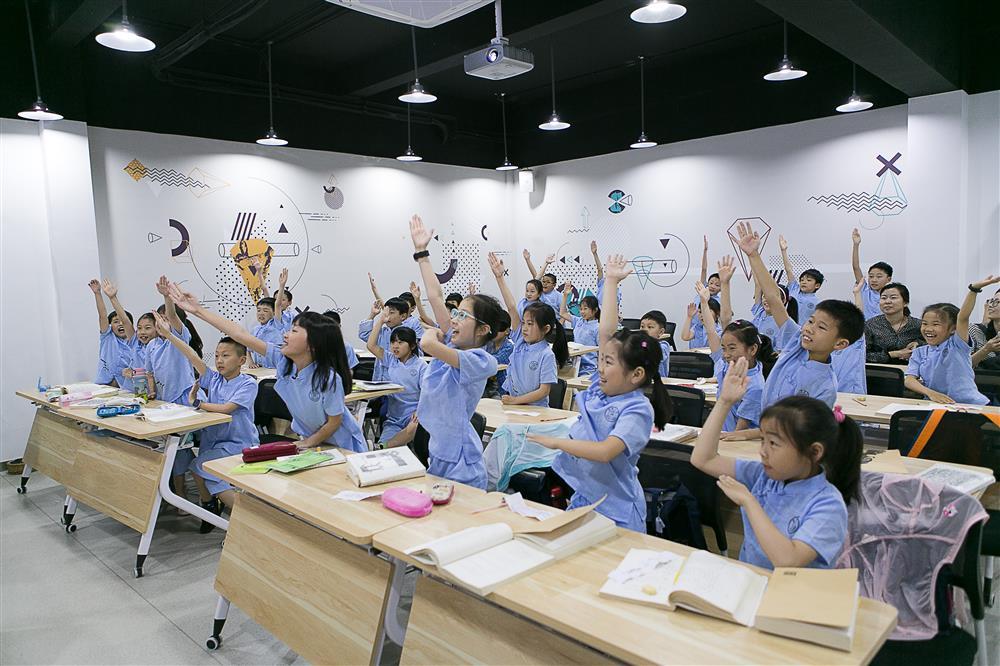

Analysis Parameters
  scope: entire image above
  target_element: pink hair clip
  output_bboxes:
[641,340,648,348]
[832,405,845,423]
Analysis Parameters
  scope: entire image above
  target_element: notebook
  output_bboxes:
[353,380,405,392]
[405,501,614,595]
[875,402,983,416]
[916,463,995,495]
[345,447,426,486]
[138,404,198,423]
[754,568,860,652]
[649,424,699,444]
[600,549,767,627]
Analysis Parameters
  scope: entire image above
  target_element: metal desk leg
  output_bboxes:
[371,556,410,664]
[134,489,163,578]
[205,595,230,650]
[61,495,78,533]
[157,435,229,530]
[16,464,32,494]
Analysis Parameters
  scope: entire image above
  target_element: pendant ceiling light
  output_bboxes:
[256,42,287,145]
[397,105,423,162]
[496,93,518,171]
[835,63,873,113]
[96,0,155,52]
[399,27,436,104]
[18,0,62,121]
[630,0,686,24]
[538,47,569,131]
[630,56,656,149]
[763,21,806,81]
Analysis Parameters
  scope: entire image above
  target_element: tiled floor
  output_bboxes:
[2,468,997,665]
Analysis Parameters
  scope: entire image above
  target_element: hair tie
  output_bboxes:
[641,340,648,348]
[832,405,845,423]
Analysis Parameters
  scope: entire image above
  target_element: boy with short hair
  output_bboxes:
[781,236,824,324]
[89,278,136,389]
[249,296,283,368]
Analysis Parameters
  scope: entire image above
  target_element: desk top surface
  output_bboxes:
[204,452,485,545]
[238,369,404,403]
[16,389,231,440]
[476,398,577,432]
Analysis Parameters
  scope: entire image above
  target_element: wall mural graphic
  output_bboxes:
[631,234,691,289]
[123,159,228,198]
[607,189,633,214]
[727,217,772,282]
[807,153,907,229]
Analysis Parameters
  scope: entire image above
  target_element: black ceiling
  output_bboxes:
[3,0,997,168]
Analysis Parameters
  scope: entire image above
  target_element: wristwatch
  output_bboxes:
[413,250,430,261]
[192,398,202,409]
[969,284,983,293]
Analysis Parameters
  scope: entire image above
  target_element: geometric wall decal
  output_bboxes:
[168,218,190,257]
[727,216,771,281]
[123,158,228,198]
[568,206,591,233]
[631,233,690,289]
[608,189,633,214]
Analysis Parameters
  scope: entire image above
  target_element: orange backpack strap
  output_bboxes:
[906,410,946,458]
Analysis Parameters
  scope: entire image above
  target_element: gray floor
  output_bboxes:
[2,468,998,665]
[0,469,406,665]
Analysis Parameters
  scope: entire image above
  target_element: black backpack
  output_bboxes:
[644,479,707,550]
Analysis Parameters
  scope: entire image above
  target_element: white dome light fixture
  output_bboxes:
[256,42,288,146]
[630,0,686,24]
[763,21,806,81]
[630,56,657,149]
[496,93,518,171]
[397,105,423,162]
[399,27,437,104]
[835,63,874,113]
[539,47,570,130]
[18,0,62,121]
[96,1,155,52]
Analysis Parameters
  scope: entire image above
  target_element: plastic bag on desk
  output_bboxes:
[482,422,568,491]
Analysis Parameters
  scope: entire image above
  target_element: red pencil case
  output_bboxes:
[242,442,298,463]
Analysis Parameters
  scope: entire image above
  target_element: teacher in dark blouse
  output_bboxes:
[864,282,924,363]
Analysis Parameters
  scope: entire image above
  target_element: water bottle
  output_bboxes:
[133,368,149,400]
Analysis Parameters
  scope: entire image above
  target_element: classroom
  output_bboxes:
[2,0,999,664]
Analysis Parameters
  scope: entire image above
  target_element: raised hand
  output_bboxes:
[166,282,200,313]
[563,280,573,292]
[488,252,506,278]
[466,281,476,295]
[590,240,598,254]
[421,327,445,347]
[717,255,736,283]
[734,220,761,256]
[703,235,708,252]
[544,253,556,264]
[717,475,753,507]
[852,227,861,246]
[778,235,788,252]
[409,214,434,251]
[88,279,101,294]
[605,254,632,281]
[718,357,750,404]
[368,272,378,291]
[278,267,288,289]
[189,381,201,407]
[155,275,170,296]
[853,278,864,295]
[522,249,531,260]
[694,280,712,302]
[368,299,382,318]
[152,312,172,337]
[686,302,698,318]
[410,281,421,299]
[971,275,1000,291]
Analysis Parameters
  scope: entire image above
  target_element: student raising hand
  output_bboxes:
[410,214,434,251]
[488,252,505,277]
[166,282,200,313]
[718,356,751,404]
[734,221,761,256]
[152,311,173,338]
[604,253,633,281]
[89,279,101,294]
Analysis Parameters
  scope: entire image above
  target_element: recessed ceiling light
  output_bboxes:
[630,0,686,24]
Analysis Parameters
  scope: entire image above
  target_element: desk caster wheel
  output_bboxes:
[65,524,77,533]
[133,566,143,578]
[16,486,26,495]
[206,636,222,650]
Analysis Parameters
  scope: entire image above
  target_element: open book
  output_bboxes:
[405,502,615,595]
[345,447,425,487]
[353,380,405,392]
[600,549,767,627]
[139,404,198,423]
[649,424,699,444]
[755,568,860,652]
[916,463,995,495]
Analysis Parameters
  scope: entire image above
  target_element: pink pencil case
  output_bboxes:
[381,487,432,518]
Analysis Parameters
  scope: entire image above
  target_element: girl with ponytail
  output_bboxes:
[692,357,862,570]
[528,255,673,531]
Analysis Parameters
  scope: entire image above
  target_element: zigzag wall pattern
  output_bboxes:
[807,192,906,213]
[142,168,211,190]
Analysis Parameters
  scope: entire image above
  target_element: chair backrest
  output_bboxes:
[865,364,904,398]
[621,317,641,331]
[413,413,488,468]
[663,322,678,351]
[667,352,715,380]
[888,409,1000,477]
[253,378,292,424]
[974,368,1000,401]
[353,357,376,381]
[548,379,567,409]
[664,385,706,426]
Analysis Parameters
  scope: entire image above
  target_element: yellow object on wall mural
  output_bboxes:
[230,239,274,303]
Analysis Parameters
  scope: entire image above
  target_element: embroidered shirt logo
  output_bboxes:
[529,360,539,371]
[787,516,801,534]
[605,405,620,422]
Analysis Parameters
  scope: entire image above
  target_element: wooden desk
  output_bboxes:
[241,366,276,381]
[476,398,577,434]
[15,389,231,577]
[836,393,1000,426]
[371,495,897,665]
[202,453,484,663]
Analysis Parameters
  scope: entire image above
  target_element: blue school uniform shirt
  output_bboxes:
[570,316,599,377]
[195,369,258,454]
[658,340,671,378]
[417,336,497,489]
[144,326,196,405]
[860,282,881,321]
[689,294,721,349]
[596,278,622,311]
[539,289,561,313]
[359,319,422,380]
[734,459,848,570]
[552,376,653,532]
[831,337,868,395]
[516,297,540,318]
[486,337,514,395]
[711,351,764,431]
[503,326,558,407]
[761,319,838,409]
[96,329,134,391]
[251,319,285,367]
[263,343,368,451]
[788,283,819,324]
[379,354,425,443]
[905,332,988,405]
[345,344,359,370]
[751,303,783,351]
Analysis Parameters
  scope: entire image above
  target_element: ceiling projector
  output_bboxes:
[464,38,534,80]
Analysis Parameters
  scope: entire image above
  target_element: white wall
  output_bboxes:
[1,119,102,461]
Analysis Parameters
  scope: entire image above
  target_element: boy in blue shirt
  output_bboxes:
[359,297,418,381]
[781,236,823,324]
[154,313,258,532]
[851,228,894,321]
[248,297,284,368]
[89,278,135,390]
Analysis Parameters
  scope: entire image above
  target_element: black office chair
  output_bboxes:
[663,321,678,351]
[253,379,296,444]
[353,358,376,382]
[638,441,728,555]
[621,317,641,331]
[548,379,567,409]
[664,385,706,427]
[411,412,487,468]
[667,352,715,380]
[974,368,1000,403]
[866,364,905,398]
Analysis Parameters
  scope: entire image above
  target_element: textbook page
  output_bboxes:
[405,523,513,567]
